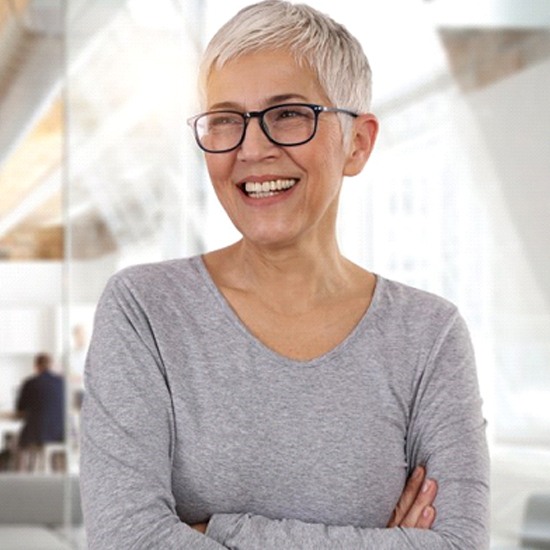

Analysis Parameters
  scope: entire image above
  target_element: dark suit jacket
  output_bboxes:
[17,371,65,447]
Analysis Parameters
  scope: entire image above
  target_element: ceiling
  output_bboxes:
[0,0,95,258]
[0,0,202,260]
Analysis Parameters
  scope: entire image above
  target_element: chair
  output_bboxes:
[0,474,82,550]
[0,526,72,550]
[520,493,550,549]
[43,443,68,473]
[492,493,550,550]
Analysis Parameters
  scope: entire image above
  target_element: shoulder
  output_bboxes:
[102,256,206,304]
[20,376,35,390]
[375,276,458,323]
[37,373,64,391]
[96,256,217,327]
[370,276,468,351]
[110,256,201,289]
[49,372,64,383]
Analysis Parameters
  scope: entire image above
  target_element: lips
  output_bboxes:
[239,178,298,199]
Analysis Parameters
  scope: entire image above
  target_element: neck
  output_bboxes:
[206,234,358,314]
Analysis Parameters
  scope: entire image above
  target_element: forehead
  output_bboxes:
[205,50,329,109]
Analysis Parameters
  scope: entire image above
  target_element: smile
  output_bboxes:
[240,178,298,199]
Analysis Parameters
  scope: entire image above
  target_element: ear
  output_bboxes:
[343,113,379,177]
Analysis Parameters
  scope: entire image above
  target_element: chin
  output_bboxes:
[242,230,299,249]
[234,218,295,243]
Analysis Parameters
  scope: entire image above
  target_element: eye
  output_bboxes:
[206,113,242,129]
[267,106,315,129]
[275,106,311,120]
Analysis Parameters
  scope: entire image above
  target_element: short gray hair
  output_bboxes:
[199,0,372,115]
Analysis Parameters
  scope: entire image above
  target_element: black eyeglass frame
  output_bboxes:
[187,103,359,154]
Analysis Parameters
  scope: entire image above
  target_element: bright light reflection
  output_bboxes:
[126,0,182,29]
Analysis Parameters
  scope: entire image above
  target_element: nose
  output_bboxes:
[236,117,279,161]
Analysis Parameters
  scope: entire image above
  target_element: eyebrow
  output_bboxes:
[208,93,310,111]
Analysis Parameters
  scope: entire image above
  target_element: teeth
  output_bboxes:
[244,179,297,196]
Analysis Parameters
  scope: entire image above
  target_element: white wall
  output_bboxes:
[0,261,63,305]
[0,256,117,411]
[69,253,118,304]
[0,262,62,410]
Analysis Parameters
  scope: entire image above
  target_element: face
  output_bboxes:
[204,50,371,250]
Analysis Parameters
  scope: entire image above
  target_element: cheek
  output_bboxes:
[312,136,347,179]
[314,122,347,166]
[205,155,232,186]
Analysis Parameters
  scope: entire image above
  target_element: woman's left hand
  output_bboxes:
[387,466,438,529]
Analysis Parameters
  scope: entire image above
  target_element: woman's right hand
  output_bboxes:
[387,466,438,529]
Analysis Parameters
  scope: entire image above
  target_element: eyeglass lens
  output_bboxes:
[195,104,318,152]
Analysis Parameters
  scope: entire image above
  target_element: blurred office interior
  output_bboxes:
[0,0,549,548]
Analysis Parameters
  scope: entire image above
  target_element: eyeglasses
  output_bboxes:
[187,103,358,153]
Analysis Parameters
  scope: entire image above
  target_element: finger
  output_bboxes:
[416,505,436,530]
[400,478,438,528]
[387,466,425,527]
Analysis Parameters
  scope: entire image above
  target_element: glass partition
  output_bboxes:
[0,1,74,548]
[65,1,205,546]
[0,0,205,548]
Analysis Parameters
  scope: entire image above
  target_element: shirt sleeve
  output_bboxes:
[80,275,228,550]
[204,310,490,550]
[16,380,30,414]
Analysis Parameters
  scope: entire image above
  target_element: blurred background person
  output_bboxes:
[70,323,88,410]
[15,352,65,472]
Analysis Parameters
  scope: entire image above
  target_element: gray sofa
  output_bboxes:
[492,493,550,550]
[0,474,82,550]
[521,494,550,549]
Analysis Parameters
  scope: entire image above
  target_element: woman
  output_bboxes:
[80,1,489,548]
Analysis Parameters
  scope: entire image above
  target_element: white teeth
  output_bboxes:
[244,179,297,196]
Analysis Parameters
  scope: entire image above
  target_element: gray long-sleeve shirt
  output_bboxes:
[80,255,490,549]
